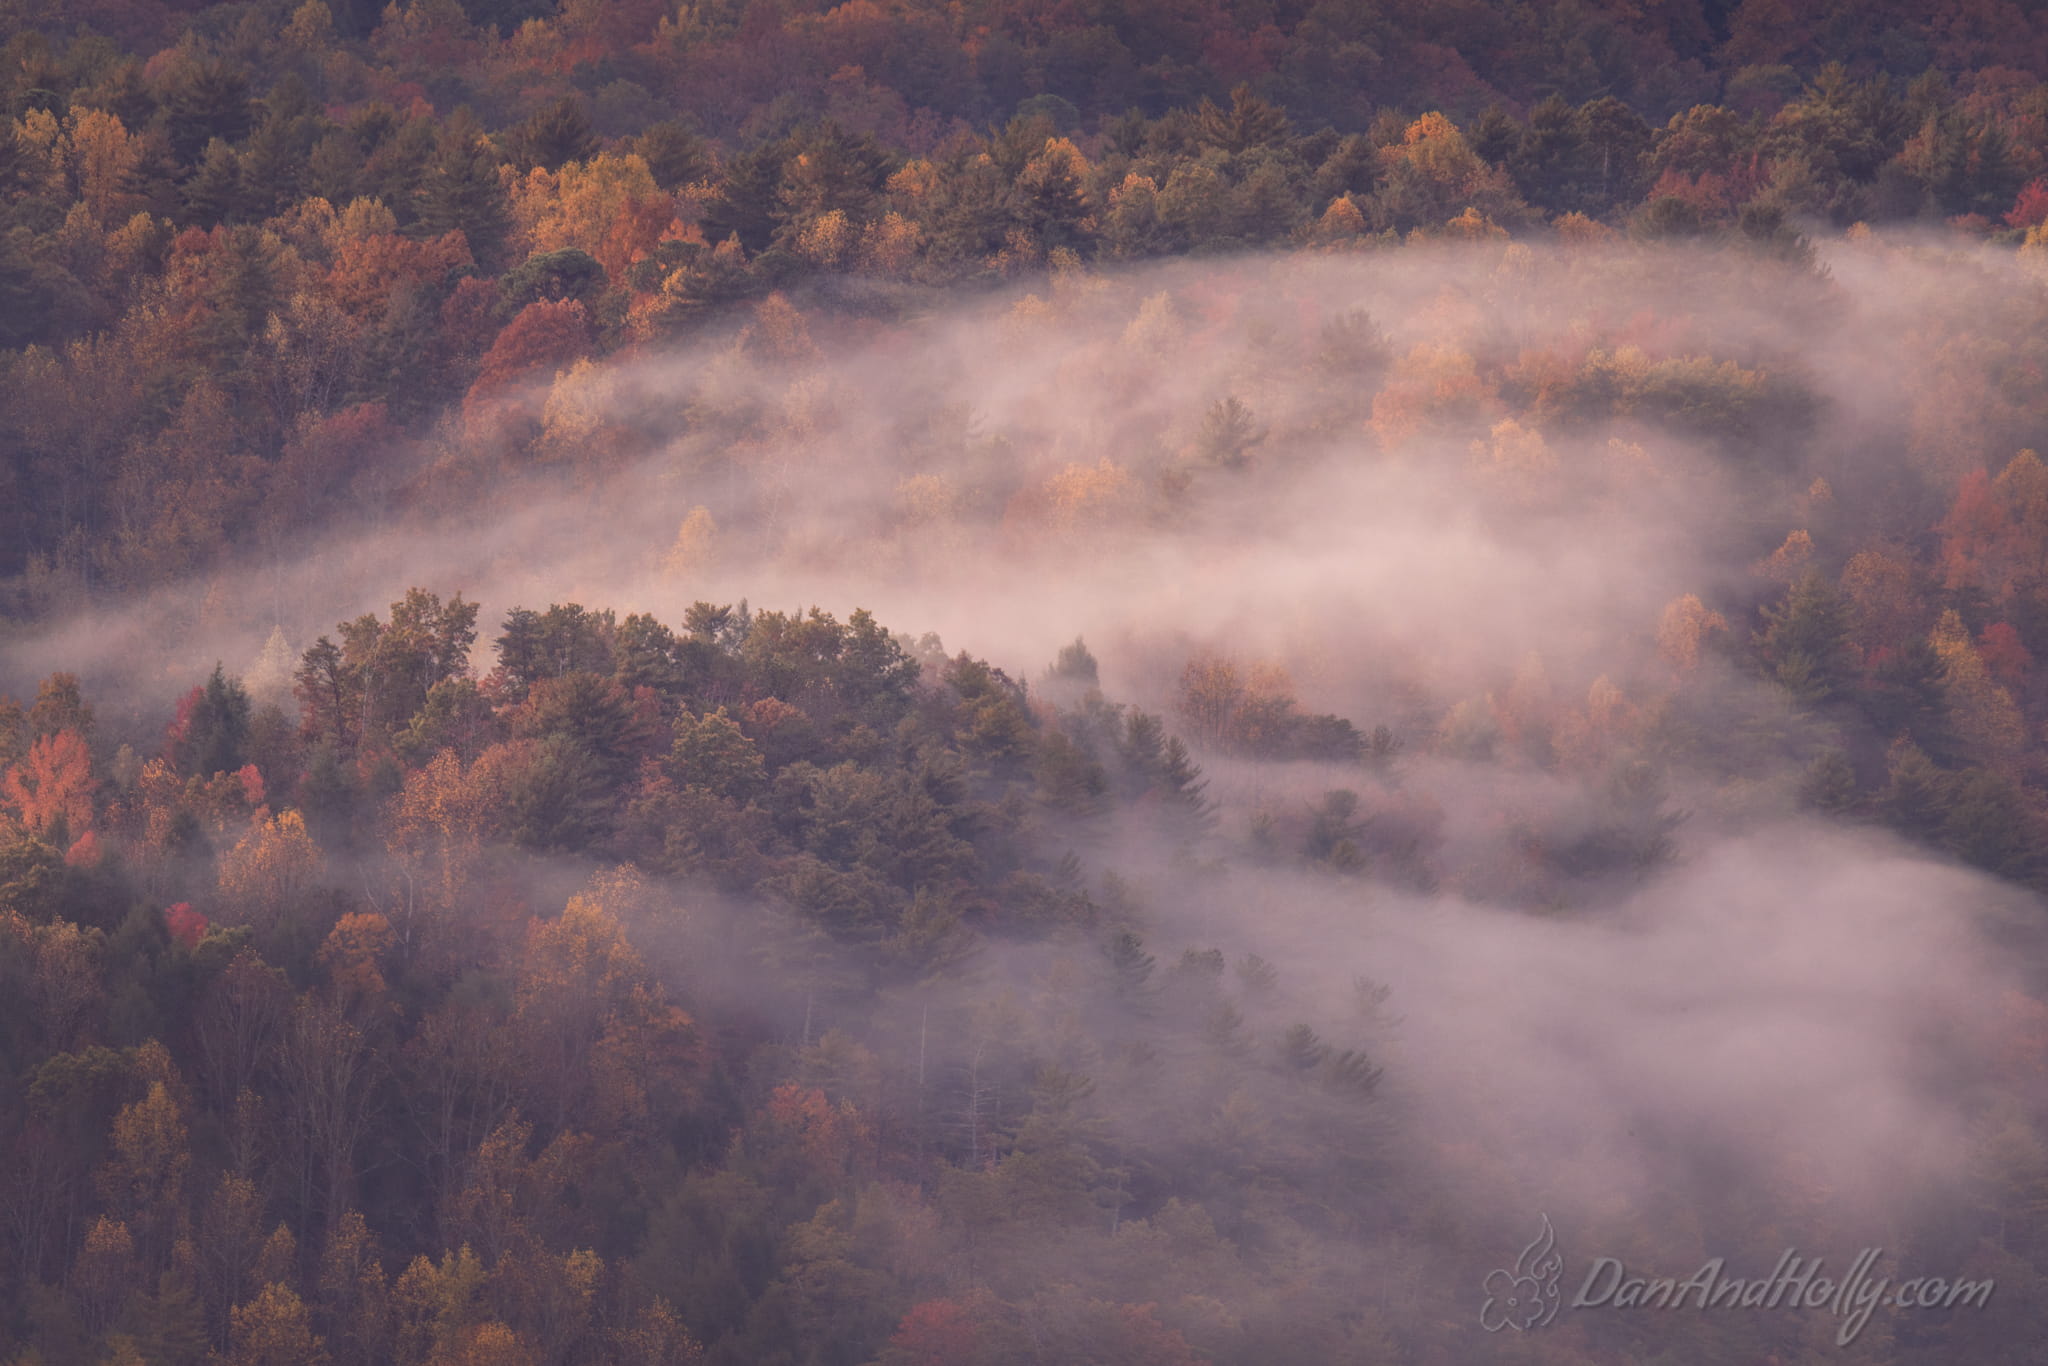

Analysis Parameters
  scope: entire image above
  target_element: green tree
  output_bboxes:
[498,247,606,313]
[633,120,711,191]
[1942,768,2040,883]
[1105,930,1156,1009]
[165,60,254,168]
[1195,396,1265,469]
[183,138,248,225]
[700,140,786,255]
[492,736,612,851]
[772,122,894,252]
[179,665,252,778]
[1192,84,1292,155]
[297,590,479,756]
[415,109,511,267]
[1799,747,1859,814]
[507,96,597,173]
[668,707,766,802]
[494,603,618,701]
[240,77,322,218]
[512,670,650,791]
[1756,568,1853,705]
[1877,737,1951,845]
[1046,638,1098,686]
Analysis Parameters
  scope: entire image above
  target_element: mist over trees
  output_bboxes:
[3,0,2048,602]
[12,0,2048,1363]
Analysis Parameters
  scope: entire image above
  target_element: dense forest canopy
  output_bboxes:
[11,0,2048,1363]
[4,0,2048,605]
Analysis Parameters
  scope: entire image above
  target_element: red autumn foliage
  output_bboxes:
[2006,178,2048,230]
[1103,1303,1207,1365]
[164,902,209,949]
[3,729,96,838]
[467,299,592,404]
[65,829,103,868]
[439,276,506,366]
[272,403,399,525]
[325,230,473,320]
[1937,468,2011,593]
[1981,621,2034,689]
[164,685,202,763]
[882,1299,984,1364]
[760,1083,874,1180]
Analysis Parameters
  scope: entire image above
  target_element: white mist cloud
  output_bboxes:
[11,235,2046,1272]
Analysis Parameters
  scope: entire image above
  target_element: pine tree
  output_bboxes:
[1195,396,1265,469]
[182,665,252,779]
[633,120,711,191]
[165,60,254,168]
[0,120,30,202]
[1756,568,1853,704]
[1943,768,2040,883]
[1193,84,1292,155]
[1047,638,1098,686]
[1305,788,1366,869]
[1281,1022,1329,1072]
[509,96,596,173]
[1236,952,1278,997]
[0,229,47,347]
[1860,636,1957,760]
[1009,138,1092,250]
[1799,747,1859,814]
[1323,1047,1382,1097]
[239,110,314,220]
[1105,930,1156,1009]
[1878,737,1952,845]
[183,138,248,226]
[1573,96,1652,214]
[414,111,510,267]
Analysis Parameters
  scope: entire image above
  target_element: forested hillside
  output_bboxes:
[6,0,2048,599]
[12,1,2048,1364]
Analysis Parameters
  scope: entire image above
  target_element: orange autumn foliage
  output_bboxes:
[3,729,95,838]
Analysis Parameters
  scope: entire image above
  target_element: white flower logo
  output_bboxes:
[1480,1213,1564,1331]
